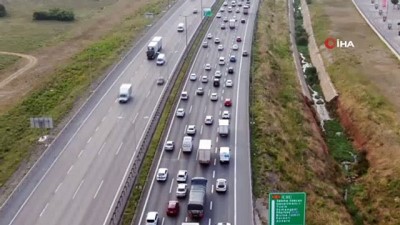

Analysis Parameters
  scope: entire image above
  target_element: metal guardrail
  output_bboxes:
[107,2,222,224]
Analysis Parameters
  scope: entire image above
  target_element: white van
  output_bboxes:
[177,23,185,32]
[219,147,230,163]
[182,136,193,152]
[118,83,132,103]
[156,53,166,65]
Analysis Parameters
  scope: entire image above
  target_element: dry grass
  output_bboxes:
[251,0,353,224]
[309,0,400,224]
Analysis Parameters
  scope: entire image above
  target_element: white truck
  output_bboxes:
[229,19,235,29]
[146,36,162,60]
[218,119,230,137]
[219,147,230,163]
[243,5,249,14]
[118,83,132,103]
[198,139,212,164]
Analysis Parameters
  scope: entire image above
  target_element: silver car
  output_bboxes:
[190,73,197,81]
[205,115,213,125]
[176,183,188,198]
[186,125,196,135]
[210,93,218,101]
[164,141,174,151]
[176,108,185,117]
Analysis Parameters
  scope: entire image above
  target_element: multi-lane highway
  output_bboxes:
[136,0,258,224]
[0,0,215,224]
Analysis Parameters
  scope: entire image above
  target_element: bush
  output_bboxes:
[0,4,6,17]
[305,66,319,85]
[33,8,75,21]
[306,0,312,4]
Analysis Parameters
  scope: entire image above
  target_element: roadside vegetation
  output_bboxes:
[33,8,75,21]
[250,0,353,224]
[0,0,166,188]
[308,0,400,223]
[0,4,6,17]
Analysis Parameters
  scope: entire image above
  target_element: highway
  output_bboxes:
[135,0,258,224]
[353,0,400,53]
[0,0,215,224]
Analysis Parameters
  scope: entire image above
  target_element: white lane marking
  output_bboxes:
[215,147,218,154]
[87,137,92,144]
[115,142,123,155]
[67,165,74,174]
[185,217,188,222]
[169,178,174,194]
[214,158,217,165]
[78,150,84,159]
[72,180,84,200]
[203,106,207,113]
[102,116,107,122]
[219,110,221,115]
[55,183,62,193]
[146,90,151,98]
[213,170,215,178]
[161,217,165,225]
[177,149,182,160]
[184,125,187,134]
[98,142,106,155]
[222,89,225,94]
[208,89,211,96]
[211,184,214,194]
[95,126,100,132]
[132,113,139,124]
[209,218,212,225]
[210,201,213,210]
[200,125,204,135]
[114,99,118,103]
[216,136,219,143]
[94,180,104,199]
[189,105,193,114]
[39,203,49,217]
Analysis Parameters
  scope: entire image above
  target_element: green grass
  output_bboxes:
[0,0,167,187]
[324,120,355,162]
[0,55,19,72]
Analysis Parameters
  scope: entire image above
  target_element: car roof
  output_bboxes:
[146,211,158,219]
[158,168,167,172]
[178,170,187,174]
[177,183,187,188]
[168,200,178,207]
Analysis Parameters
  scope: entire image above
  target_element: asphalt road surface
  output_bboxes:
[135,0,258,224]
[353,0,400,53]
[0,0,215,224]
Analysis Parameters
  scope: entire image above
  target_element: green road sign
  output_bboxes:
[269,192,306,225]
[203,8,212,17]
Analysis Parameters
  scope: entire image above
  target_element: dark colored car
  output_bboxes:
[241,18,246,23]
[242,50,249,57]
[224,98,232,107]
[213,78,220,87]
[236,36,242,42]
[228,67,234,74]
[166,200,180,216]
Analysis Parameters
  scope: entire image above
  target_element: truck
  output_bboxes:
[146,36,162,60]
[218,119,230,137]
[118,83,132,103]
[219,147,230,163]
[243,5,249,14]
[188,177,207,219]
[229,19,235,29]
[198,139,212,164]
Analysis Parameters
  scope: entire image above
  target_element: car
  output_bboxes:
[236,8,240,13]
[241,18,246,23]
[210,93,218,101]
[215,70,222,77]
[242,50,249,57]
[220,7,225,12]
[190,73,197,81]
[164,141,174,151]
[156,77,165,85]
[204,63,212,71]
[146,211,159,225]
[207,33,213,39]
[202,41,208,48]
[176,170,188,182]
[156,168,168,181]
[218,44,224,51]
[227,6,232,12]
[222,110,230,119]
[226,79,233,87]
[236,36,242,42]
[193,8,198,14]
[231,1,236,6]
[223,17,229,22]
[223,1,228,6]
[238,1,242,6]
[196,87,205,95]
[166,201,180,216]
[232,44,239,50]
[201,76,208,83]
[230,55,236,62]
[224,98,232,107]
[205,115,213,125]
[214,37,220,44]
[176,183,188,198]
[176,108,185,117]
[228,67,234,74]
[216,12,222,18]
[221,23,226,29]
[216,178,227,192]
[213,78,220,87]
[181,91,189,100]
[186,125,196,135]
[218,57,225,65]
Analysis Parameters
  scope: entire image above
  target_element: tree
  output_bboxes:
[0,4,6,17]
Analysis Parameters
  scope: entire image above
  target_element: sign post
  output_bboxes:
[268,192,306,225]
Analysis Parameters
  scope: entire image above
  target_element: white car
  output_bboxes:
[204,63,212,71]
[227,6,232,12]
[214,37,221,44]
[226,79,233,87]
[164,141,174,151]
[207,33,213,39]
[193,8,198,14]
[146,211,159,225]
[216,178,227,192]
[176,170,188,182]
[187,125,196,135]
[196,87,205,95]
[218,44,224,51]
[232,44,239,50]
[236,8,240,13]
[190,73,197,81]
[223,1,228,6]
[218,57,225,65]
[181,91,188,100]
[217,223,231,225]
[220,7,225,12]
[210,93,218,101]
[223,17,228,22]
[221,23,226,29]
[201,76,208,83]
[205,115,213,125]
[176,183,188,198]
[222,110,230,119]
[215,70,222,77]
[216,12,222,18]
[176,108,185,117]
[156,168,168,181]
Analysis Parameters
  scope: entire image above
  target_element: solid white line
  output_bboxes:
[72,180,84,200]
[67,165,74,174]
[98,142,106,155]
[87,137,92,144]
[55,183,62,193]
[78,150,84,159]
[39,203,49,217]
[93,180,104,199]
[210,201,213,210]
[169,178,174,194]
[115,142,123,155]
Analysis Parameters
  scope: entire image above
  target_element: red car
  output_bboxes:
[236,36,242,42]
[224,98,232,107]
[166,200,179,216]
